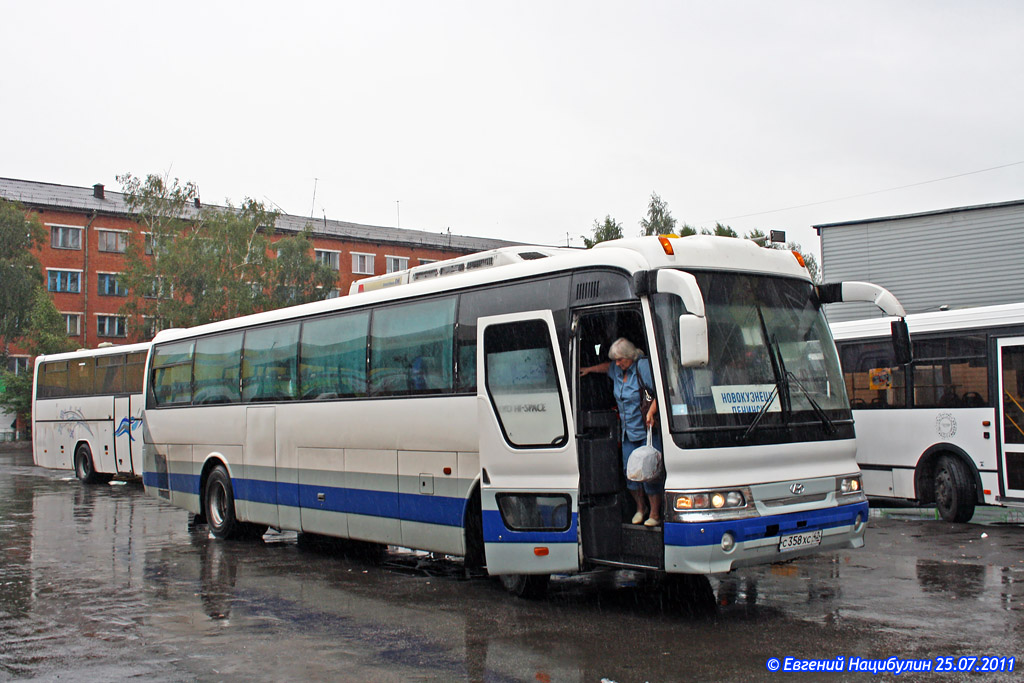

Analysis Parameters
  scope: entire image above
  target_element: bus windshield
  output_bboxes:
[653,271,849,436]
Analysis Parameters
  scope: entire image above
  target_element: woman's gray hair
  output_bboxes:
[607,337,643,361]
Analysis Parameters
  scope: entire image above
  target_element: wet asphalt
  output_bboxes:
[1,442,1022,682]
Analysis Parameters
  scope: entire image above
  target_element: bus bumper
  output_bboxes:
[663,501,869,575]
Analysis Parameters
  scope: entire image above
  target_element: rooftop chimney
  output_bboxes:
[194,197,201,209]
[93,183,105,199]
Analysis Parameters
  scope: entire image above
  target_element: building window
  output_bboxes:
[6,356,30,376]
[47,270,81,293]
[144,233,155,255]
[315,250,340,270]
[97,229,128,253]
[97,273,127,297]
[386,256,409,273]
[50,225,82,250]
[97,315,127,338]
[352,253,375,275]
[418,258,437,266]
[63,313,82,337]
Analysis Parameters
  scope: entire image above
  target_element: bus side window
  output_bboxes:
[838,340,905,409]
[299,311,369,399]
[194,333,243,405]
[369,297,456,396]
[242,324,300,403]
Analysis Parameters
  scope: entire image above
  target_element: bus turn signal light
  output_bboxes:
[533,547,549,556]
[792,250,806,268]
[658,235,675,255]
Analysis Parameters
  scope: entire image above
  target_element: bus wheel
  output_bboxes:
[204,465,251,540]
[499,573,550,599]
[74,444,111,485]
[935,455,976,523]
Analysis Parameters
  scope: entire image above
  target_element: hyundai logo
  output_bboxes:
[789,483,805,495]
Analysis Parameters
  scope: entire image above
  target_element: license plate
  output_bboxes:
[779,529,822,552]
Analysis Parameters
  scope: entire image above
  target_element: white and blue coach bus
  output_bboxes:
[141,236,907,596]
[33,342,150,483]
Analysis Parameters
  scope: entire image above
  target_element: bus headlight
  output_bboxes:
[668,487,756,522]
[836,475,863,495]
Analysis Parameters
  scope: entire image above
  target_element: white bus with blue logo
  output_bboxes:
[140,236,906,597]
[32,342,149,483]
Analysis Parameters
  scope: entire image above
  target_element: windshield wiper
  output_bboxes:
[785,371,837,434]
[740,384,779,442]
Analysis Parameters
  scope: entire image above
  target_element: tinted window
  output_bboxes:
[838,339,907,409]
[456,277,570,392]
[300,311,369,399]
[483,318,566,448]
[242,324,300,402]
[370,297,455,396]
[194,333,243,404]
[125,352,146,393]
[96,354,126,394]
[39,361,68,398]
[911,334,988,408]
[68,357,95,396]
[151,341,195,406]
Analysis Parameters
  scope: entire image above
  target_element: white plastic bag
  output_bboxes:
[626,429,662,482]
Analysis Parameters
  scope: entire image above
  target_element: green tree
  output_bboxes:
[118,173,339,332]
[267,225,342,308]
[639,192,677,236]
[584,215,624,248]
[0,289,74,424]
[710,222,738,238]
[0,199,46,362]
[678,223,697,237]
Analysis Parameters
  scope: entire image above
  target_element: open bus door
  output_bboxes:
[997,338,1024,501]
[477,311,580,595]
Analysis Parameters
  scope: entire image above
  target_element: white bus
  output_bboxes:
[832,303,1024,523]
[32,342,150,484]
[141,236,906,596]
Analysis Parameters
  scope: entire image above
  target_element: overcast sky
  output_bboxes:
[3,1,1023,257]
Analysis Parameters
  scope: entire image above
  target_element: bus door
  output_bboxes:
[113,395,135,475]
[997,338,1024,500]
[477,311,580,576]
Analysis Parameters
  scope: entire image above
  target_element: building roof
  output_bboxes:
[0,176,519,253]
[813,197,1024,232]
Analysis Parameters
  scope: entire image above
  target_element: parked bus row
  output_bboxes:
[117,235,905,596]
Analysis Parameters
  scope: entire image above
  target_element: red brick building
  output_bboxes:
[1,176,516,368]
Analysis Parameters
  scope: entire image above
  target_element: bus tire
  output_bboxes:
[204,465,260,540]
[74,443,112,485]
[499,573,550,599]
[935,455,975,523]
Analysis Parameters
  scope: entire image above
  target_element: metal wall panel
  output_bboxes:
[819,202,1024,322]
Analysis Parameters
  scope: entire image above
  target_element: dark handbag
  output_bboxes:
[637,360,655,419]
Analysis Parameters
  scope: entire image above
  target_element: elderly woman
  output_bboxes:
[580,337,664,526]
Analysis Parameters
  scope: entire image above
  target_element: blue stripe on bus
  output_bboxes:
[145,472,466,528]
[664,502,868,548]
[481,509,578,544]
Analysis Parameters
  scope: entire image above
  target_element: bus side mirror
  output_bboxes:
[679,314,709,367]
[892,318,912,365]
[634,269,709,367]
